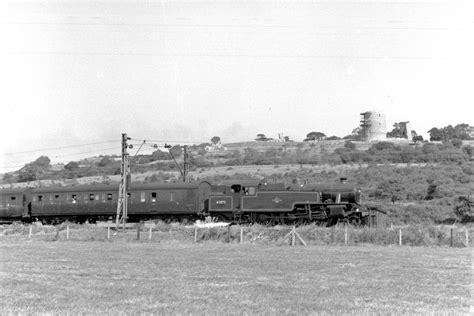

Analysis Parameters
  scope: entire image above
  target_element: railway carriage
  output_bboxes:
[30,185,119,223]
[0,188,30,222]
[25,181,212,223]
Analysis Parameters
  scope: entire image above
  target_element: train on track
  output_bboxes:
[0,179,385,226]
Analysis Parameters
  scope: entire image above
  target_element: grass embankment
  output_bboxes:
[0,242,470,314]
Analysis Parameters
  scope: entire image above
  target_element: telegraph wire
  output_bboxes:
[3,21,464,31]
[1,147,121,167]
[8,51,441,60]
[4,140,120,155]
[1,137,211,172]
[130,138,207,144]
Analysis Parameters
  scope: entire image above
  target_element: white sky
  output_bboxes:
[1,0,473,172]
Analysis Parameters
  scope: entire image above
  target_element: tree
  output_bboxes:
[428,127,443,141]
[210,136,221,144]
[451,138,462,148]
[425,180,440,200]
[454,196,473,222]
[97,156,113,167]
[64,161,79,171]
[16,156,51,182]
[304,131,326,141]
[453,123,471,140]
[2,173,15,183]
[344,141,356,150]
[151,149,169,161]
[428,123,472,142]
[17,164,40,182]
[412,135,424,144]
[169,145,182,156]
[29,156,51,169]
[255,134,269,141]
[373,179,405,203]
[343,127,363,140]
[462,145,472,156]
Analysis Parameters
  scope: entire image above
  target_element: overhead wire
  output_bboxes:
[1,137,208,172]
[4,140,120,155]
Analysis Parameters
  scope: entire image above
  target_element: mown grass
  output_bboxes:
[0,241,471,314]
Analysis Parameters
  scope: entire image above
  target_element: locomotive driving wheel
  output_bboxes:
[349,216,362,226]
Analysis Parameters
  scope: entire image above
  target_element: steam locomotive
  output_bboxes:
[0,180,384,226]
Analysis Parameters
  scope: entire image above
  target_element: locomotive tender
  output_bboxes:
[0,180,382,226]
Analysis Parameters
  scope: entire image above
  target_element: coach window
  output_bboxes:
[10,196,16,206]
[170,192,174,202]
[107,193,113,201]
[140,192,146,203]
[127,193,131,199]
[151,192,157,203]
[38,195,43,202]
[230,185,241,193]
[89,194,95,201]
[55,194,60,200]
[72,194,77,204]
[243,187,256,195]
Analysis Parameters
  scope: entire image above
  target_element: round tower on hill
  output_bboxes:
[360,111,386,141]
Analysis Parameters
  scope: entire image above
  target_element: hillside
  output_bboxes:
[1,138,472,225]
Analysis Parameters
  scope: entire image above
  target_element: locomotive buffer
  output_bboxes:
[116,133,131,229]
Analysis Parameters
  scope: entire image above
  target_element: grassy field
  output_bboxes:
[0,241,471,314]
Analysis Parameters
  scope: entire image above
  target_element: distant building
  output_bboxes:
[397,121,412,139]
[205,141,226,152]
[51,163,65,171]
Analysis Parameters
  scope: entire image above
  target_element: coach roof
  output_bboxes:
[29,182,205,194]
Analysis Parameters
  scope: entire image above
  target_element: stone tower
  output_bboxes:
[360,111,387,141]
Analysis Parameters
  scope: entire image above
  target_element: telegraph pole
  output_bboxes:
[183,145,189,182]
[116,133,130,230]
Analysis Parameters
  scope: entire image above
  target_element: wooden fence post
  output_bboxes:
[194,226,198,243]
[240,227,243,244]
[148,227,152,241]
[450,228,454,247]
[107,225,111,240]
[399,228,402,246]
[291,226,296,246]
[227,225,231,243]
[136,222,142,240]
[55,227,60,240]
[344,224,348,245]
[465,229,469,247]
[279,226,306,247]
[66,225,69,240]
[28,225,32,239]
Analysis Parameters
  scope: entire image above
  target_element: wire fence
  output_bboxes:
[0,222,472,247]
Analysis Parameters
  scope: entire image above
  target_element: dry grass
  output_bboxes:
[0,241,471,314]
[2,223,473,247]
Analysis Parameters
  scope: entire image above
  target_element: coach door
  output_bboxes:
[198,181,212,212]
[230,184,242,211]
